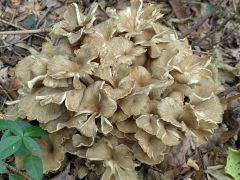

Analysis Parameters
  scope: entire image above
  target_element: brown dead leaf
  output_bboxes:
[164,138,191,167]
[169,0,190,33]
[139,167,169,180]
[2,78,20,100]
[51,157,82,180]
[206,165,232,180]
[190,3,211,43]
[9,0,21,7]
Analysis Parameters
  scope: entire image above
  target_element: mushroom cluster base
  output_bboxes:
[14,0,224,179]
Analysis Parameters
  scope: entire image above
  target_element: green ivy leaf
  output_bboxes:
[225,148,240,179]
[23,137,41,156]
[0,161,7,173]
[14,144,30,157]
[17,121,32,131]
[9,174,24,180]
[24,126,47,138]
[0,120,23,136]
[0,136,22,160]
[1,129,11,139]
[24,155,43,180]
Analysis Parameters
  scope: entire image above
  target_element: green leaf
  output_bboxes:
[205,3,214,15]
[9,174,24,180]
[1,129,11,139]
[0,161,7,173]
[225,148,240,179]
[14,144,30,156]
[19,14,37,29]
[0,120,23,136]
[24,126,47,138]
[24,155,43,180]
[23,137,41,156]
[0,136,22,160]
[17,121,32,131]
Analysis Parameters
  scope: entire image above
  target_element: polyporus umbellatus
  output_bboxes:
[14,0,224,179]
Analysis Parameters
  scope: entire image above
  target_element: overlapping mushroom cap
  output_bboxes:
[14,0,224,179]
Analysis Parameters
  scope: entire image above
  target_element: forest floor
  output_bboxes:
[0,0,239,179]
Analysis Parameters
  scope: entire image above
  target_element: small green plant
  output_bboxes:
[225,148,240,180]
[0,119,47,180]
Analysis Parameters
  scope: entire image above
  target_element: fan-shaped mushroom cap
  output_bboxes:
[37,133,66,173]
[15,56,35,87]
[18,90,65,123]
[132,143,164,165]
[86,138,137,180]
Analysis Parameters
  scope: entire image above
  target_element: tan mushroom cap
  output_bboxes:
[15,56,35,87]
[51,3,98,44]
[86,138,137,180]
[72,134,94,147]
[41,39,72,57]
[101,116,113,135]
[99,89,117,118]
[101,37,146,66]
[157,97,183,127]
[18,89,65,123]
[63,139,87,158]
[134,130,166,160]
[132,143,164,165]
[42,76,70,88]
[40,111,73,133]
[135,114,159,135]
[37,133,66,173]
[47,55,81,79]
[119,93,150,116]
[116,118,138,134]
[109,108,128,124]
[78,81,104,113]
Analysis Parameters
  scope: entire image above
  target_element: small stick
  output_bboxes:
[179,12,213,39]
[179,0,224,39]
[212,24,239,46]
[0,28,51,35]
[0,84,13,101]
[36,6,52,28]
[0,19,25,30]
[193,15,235,46]
[2,161,31,180]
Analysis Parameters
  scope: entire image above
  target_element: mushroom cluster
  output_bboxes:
[14,0,224,179]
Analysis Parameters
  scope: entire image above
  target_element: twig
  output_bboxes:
[0,84,13,101]
[169,0,190,33]
[193,15,235,46]
[36,7,52,28]
[0,35,31,48]
[212,24,239,46]
[168,17,192,24]
[2,161,31,180]
[0,28,51,35]
[179,0,224,39]
[179,12,213,39]
[0,19,25,30]
[27,6,52,45]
